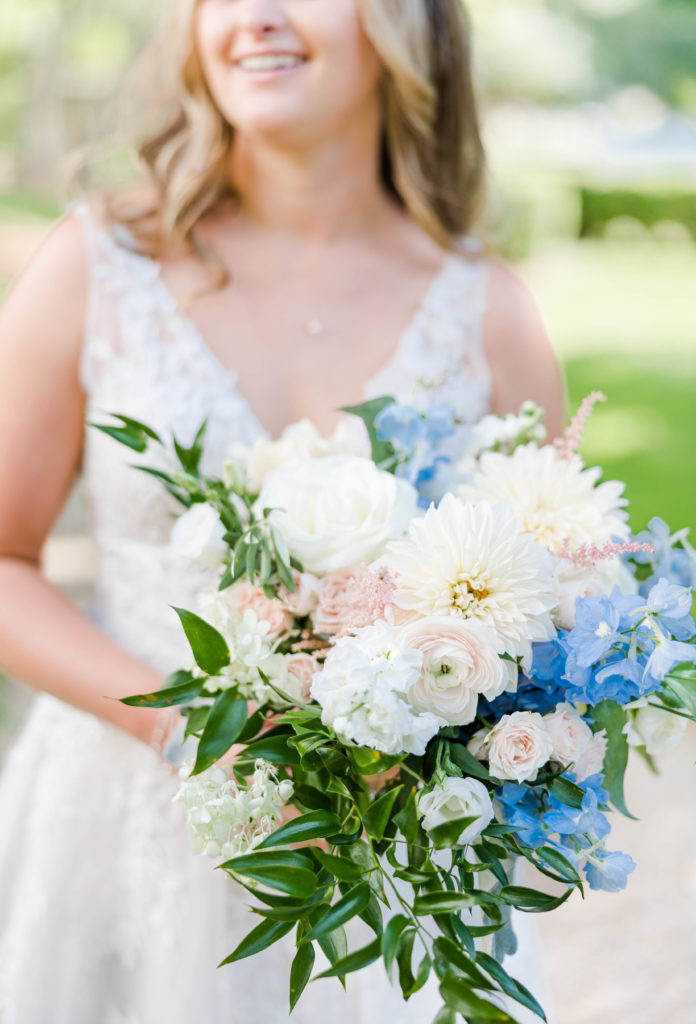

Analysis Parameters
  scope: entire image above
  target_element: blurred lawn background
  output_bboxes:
[0,2,695,1021]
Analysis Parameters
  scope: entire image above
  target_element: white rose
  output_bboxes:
[259,455,418,575]
[170,504,227,568]
[402,616,517,726]
[417,777,494,845]
[543,703,607,782]
[486,711,554,783]
[230,418,370,492]
[624,700,688,757]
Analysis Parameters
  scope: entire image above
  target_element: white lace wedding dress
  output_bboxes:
[0,203,548,1023]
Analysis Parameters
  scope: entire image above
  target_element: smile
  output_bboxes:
[235,54,307,73]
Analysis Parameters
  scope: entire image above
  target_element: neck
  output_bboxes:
[229,115,391,244]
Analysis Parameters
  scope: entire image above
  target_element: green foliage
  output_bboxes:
[172,608,231,677]
[120,670,204,708]
[590,700,635,818]
[191,693,247,776]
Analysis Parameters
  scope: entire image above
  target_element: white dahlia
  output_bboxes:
[459,443,629,551]
[385,495,556,668]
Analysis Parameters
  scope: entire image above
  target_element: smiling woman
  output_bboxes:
[0,1,562,1022]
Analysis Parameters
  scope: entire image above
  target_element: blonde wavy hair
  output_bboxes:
[109,0,485,259]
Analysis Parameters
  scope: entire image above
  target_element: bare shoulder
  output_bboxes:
[481,256,566,438]
[0,208,89,370]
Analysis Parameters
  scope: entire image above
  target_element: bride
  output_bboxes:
[0,1,563,1021]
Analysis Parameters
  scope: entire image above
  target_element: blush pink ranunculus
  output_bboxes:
[285,653,320,703]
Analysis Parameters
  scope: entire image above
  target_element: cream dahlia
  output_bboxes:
[385,495,556,667]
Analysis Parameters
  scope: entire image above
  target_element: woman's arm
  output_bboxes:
[0,214,165,746]
[483,258,566,439]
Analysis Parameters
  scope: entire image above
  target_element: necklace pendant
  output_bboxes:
[306,317,325,337]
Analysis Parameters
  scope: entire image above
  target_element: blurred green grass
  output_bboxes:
[523,239,696,535]
[1,207,694,536]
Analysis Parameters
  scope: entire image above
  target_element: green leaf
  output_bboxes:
[363,786,403,841]
[173,419,207,474]
[172,607,230,676]
[396,928,416,999]
[477,951,548,1022]
[433,937,494,991]
[549,776,585,811]
[222,850,318,899]
[316,925,348,973]
[447,743,493,782]
[405,953,432,998]
[311,850,364,884]
[414,891,480,915]
[535,847,581,885]
[393,789,420,844]
[440,973,517,1021]
[192,692,248,775]
[182,705,210,738]
[290,942,315,1011]
[219,918,294,965]
[499,885,573,913]
[359,893,384,936]
[120,670,204,708]
[432,1009,457,1024]
[237,734,302,767]
[590,700,635,818]
[305,883,372,941]
[92,413,161,453]
[255,810,341,850]
[665,663,696,716]
[314,936,382,979]
[340,396,396,464]
[381,914,409,974]
[427,815,480,850]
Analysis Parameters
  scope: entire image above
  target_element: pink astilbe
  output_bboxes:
[554,538,654,569]
[554,392,606,459]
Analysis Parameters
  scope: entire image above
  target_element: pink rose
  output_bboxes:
[403,616,517,726]
[312,565,372,635]
[285,653,319,703]
[278,571,320,617]
[486,711,554,783]
[227,583,293,640]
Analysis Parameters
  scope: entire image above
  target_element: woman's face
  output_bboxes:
[195,0,383,145]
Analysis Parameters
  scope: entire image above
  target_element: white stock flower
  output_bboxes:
[402,616,518,726]
[417,777,494,845]
[386,495,556,667]
[624,699,687,757]
[259,455,418,575]
[229,417,370,492]
[170,503,227,569]
[543,702,607,782]
[460,444,629,552]
[310,620,441,755]
[173,759,294,860]
[485,711,554,783]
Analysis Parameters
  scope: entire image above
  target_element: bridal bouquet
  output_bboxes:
[99,394,695,1023]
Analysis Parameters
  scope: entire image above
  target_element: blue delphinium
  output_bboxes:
[481,641,568,719]
[497,773,636,893]
[562,583,695,706]
[628,517,696,594]
[374,400,457,507]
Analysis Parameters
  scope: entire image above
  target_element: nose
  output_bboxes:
[236,0,287,33]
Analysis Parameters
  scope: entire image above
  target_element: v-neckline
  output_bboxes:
[111,224,458,442]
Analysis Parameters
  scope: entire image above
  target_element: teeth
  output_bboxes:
[238,55,304,72]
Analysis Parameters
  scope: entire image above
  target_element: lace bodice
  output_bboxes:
[74,201,492,672]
